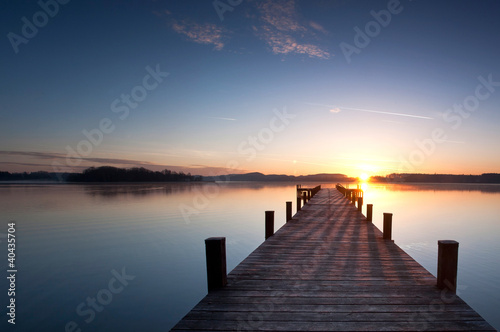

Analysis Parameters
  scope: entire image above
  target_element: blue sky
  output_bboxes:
[1,0,500,177]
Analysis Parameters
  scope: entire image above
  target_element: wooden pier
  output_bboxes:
[171,186,495,331]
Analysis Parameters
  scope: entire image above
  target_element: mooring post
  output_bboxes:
[286,201,292,222]
[265,211,274,240]
[205,237,227,291]
[296,196,301,212]
[351,192,356,204]
[383,213,393,240]
[367,204,373,222]
[437,240,459,293]
[357,197,363,212]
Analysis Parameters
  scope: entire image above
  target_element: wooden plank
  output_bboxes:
[170,188,496,331]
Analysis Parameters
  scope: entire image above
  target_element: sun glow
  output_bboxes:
[359,173,370,181]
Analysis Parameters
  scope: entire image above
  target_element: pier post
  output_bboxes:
[351,192,356,204]
[286,201,292,222]
[265,211,274,240]
[437,240,459,293]
[296,196,301,212]
[383,213,393,240]
[357,197,363,212]
[367,204,373,222]
[205,237,227,291]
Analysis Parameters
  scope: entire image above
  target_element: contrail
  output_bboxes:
[306,102,433,120]
[206,116,237,121]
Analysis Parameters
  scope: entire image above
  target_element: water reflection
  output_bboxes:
[79,181,307,199]
[81,183,194,198]
[0,182,498,331]
[367,182,500,193]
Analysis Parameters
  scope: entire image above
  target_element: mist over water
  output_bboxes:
[0,182,498,331]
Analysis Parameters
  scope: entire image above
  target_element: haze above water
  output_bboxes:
[0,182,499,331]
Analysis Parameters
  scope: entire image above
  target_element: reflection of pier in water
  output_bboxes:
[171,185,496,331]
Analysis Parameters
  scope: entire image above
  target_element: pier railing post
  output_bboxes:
[351,192,356,204]
[205,237,227,291]
[286,201,292,222]
[357,197,363,212]
[383,213,393,240]
[296,196,301,212]
[367,204,373,222]
[265,211,274,240]
[437,240,459,293]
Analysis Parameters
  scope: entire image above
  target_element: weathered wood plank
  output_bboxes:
[172,319,495,331]
[170,188,496,331]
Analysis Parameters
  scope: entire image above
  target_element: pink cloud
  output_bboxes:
[172,20,225,51]
[254,0,332,59]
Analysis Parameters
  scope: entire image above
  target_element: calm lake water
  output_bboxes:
[0,182,499,331]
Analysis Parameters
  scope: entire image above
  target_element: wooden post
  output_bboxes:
[357,197,363,212]
[383,213,393,240]
[296,196,301,212]
[351,192,356,204]
[265,211,274,240]
[437,240,459,293]
[205,237,227,291]
[286,201,292,222]
[367,204,373,222]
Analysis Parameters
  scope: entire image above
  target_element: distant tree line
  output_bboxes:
[0,171,60,181]
[66,166,202,182]
[0,167,202,182]
[371,173,500,183]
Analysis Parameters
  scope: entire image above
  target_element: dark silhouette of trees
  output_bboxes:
[66,166,202,182]
[0,171,58,181]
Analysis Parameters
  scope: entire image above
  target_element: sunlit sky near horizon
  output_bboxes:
[1,0,500,177]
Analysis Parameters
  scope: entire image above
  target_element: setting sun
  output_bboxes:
[360,173,370,181]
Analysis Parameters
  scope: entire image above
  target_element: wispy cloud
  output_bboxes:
[336,106,434,120]
[0,151,249,176]
[171,20,226,50]
[206,116,237,121]
[253,0,331,59]
[306,102,433,120]
[0,150,207,175]
[309,21,328,35]
[0,150,158,167]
